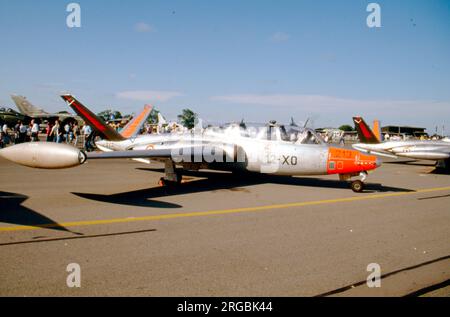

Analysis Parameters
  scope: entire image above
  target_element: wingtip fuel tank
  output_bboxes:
[0,142,86,169]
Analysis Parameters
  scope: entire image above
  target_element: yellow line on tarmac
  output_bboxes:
[1,186,450,233]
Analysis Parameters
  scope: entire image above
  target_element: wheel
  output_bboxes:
[158,177,181,187]
[351,180,364,193]
[158,177,166,186]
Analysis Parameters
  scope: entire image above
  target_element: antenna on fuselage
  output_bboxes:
[303,118,310,128]
[290,117,298,127]
[239,118,246,129]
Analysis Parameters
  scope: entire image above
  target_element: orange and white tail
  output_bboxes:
[353,116,381,144]
[120,104,153,138]
[372,120,382,142]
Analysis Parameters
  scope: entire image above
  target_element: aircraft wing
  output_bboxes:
[87,148,173,160]
[87,143,238,161]
[23,114,59,119]
[0,142,239,169]
[364,150,398,159]
[395,151,450,160]
[352,144,399,159]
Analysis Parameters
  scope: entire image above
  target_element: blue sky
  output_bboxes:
[0,0,449,132]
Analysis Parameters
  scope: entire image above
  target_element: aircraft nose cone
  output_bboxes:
[376,157,382,168]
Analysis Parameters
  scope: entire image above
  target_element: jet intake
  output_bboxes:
[0,142,86,169]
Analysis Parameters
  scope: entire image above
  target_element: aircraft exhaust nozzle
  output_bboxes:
[0,142,86,169]
[375,157,382,168]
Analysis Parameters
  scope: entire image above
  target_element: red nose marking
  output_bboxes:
[327,147,378,175]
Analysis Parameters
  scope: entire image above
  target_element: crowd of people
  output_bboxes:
[0,120,97,152]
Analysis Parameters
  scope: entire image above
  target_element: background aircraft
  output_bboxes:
[0,107,27,126]
[11,95,82,126]
[157,112,183,133]
[352,116,450,171]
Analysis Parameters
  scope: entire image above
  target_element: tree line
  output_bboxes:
[97,108,198,129]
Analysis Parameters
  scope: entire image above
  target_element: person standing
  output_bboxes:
[52,120,63,143]
[19,122,27,143]
[50,121,59,142]
[82,124,92,151]
[64,123,70,143]
[46,122,53,142]
[72,123,79,147]
[0,122,5,148]
[14,121,20,144]
[68,123,74,144]
[30,120,39,142]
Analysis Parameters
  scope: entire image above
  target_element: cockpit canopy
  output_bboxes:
[286,126,324,144]
[207,122,324,144]
[0,108,18,113]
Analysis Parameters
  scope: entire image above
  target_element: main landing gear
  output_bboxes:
[158,160,182,187]
[340,171,368,193]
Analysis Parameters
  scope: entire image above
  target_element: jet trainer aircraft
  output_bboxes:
[11,95,82,126]
[0,96,381,193]
[352,116,450,170]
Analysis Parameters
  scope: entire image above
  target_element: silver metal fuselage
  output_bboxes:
[96,130,331,175]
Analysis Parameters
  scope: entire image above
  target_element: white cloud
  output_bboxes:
[210,93,450,131]
[270,32,290,43]
[211,93,450,114]
[134,22,155,33]
[116,90,183,102]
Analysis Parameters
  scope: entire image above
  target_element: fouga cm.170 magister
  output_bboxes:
[0,116,381,193]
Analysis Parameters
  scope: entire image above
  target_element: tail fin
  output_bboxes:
[157,112,167,125]
[372,120,382,142]
[60,94,125,141]
[353,116,380,144]
[11,95,48,116]
[120,104,153,138]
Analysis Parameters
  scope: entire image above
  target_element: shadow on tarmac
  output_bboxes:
[71,169,414,207]
[0,191,74,233]
[72,190,183,208]
[384,160,450,174]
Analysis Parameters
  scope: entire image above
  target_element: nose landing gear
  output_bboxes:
[350,171,368,193]
[340,171,368,193]
[350,180,364,193]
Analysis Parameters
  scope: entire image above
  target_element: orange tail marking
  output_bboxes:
[373,120,381,142]
[121,105,152,138]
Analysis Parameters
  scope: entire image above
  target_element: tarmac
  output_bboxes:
[0,155,449,296]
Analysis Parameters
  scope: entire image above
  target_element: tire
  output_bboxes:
[351,180,364,193]
[159,177,181,187]
[158,177,166,186]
